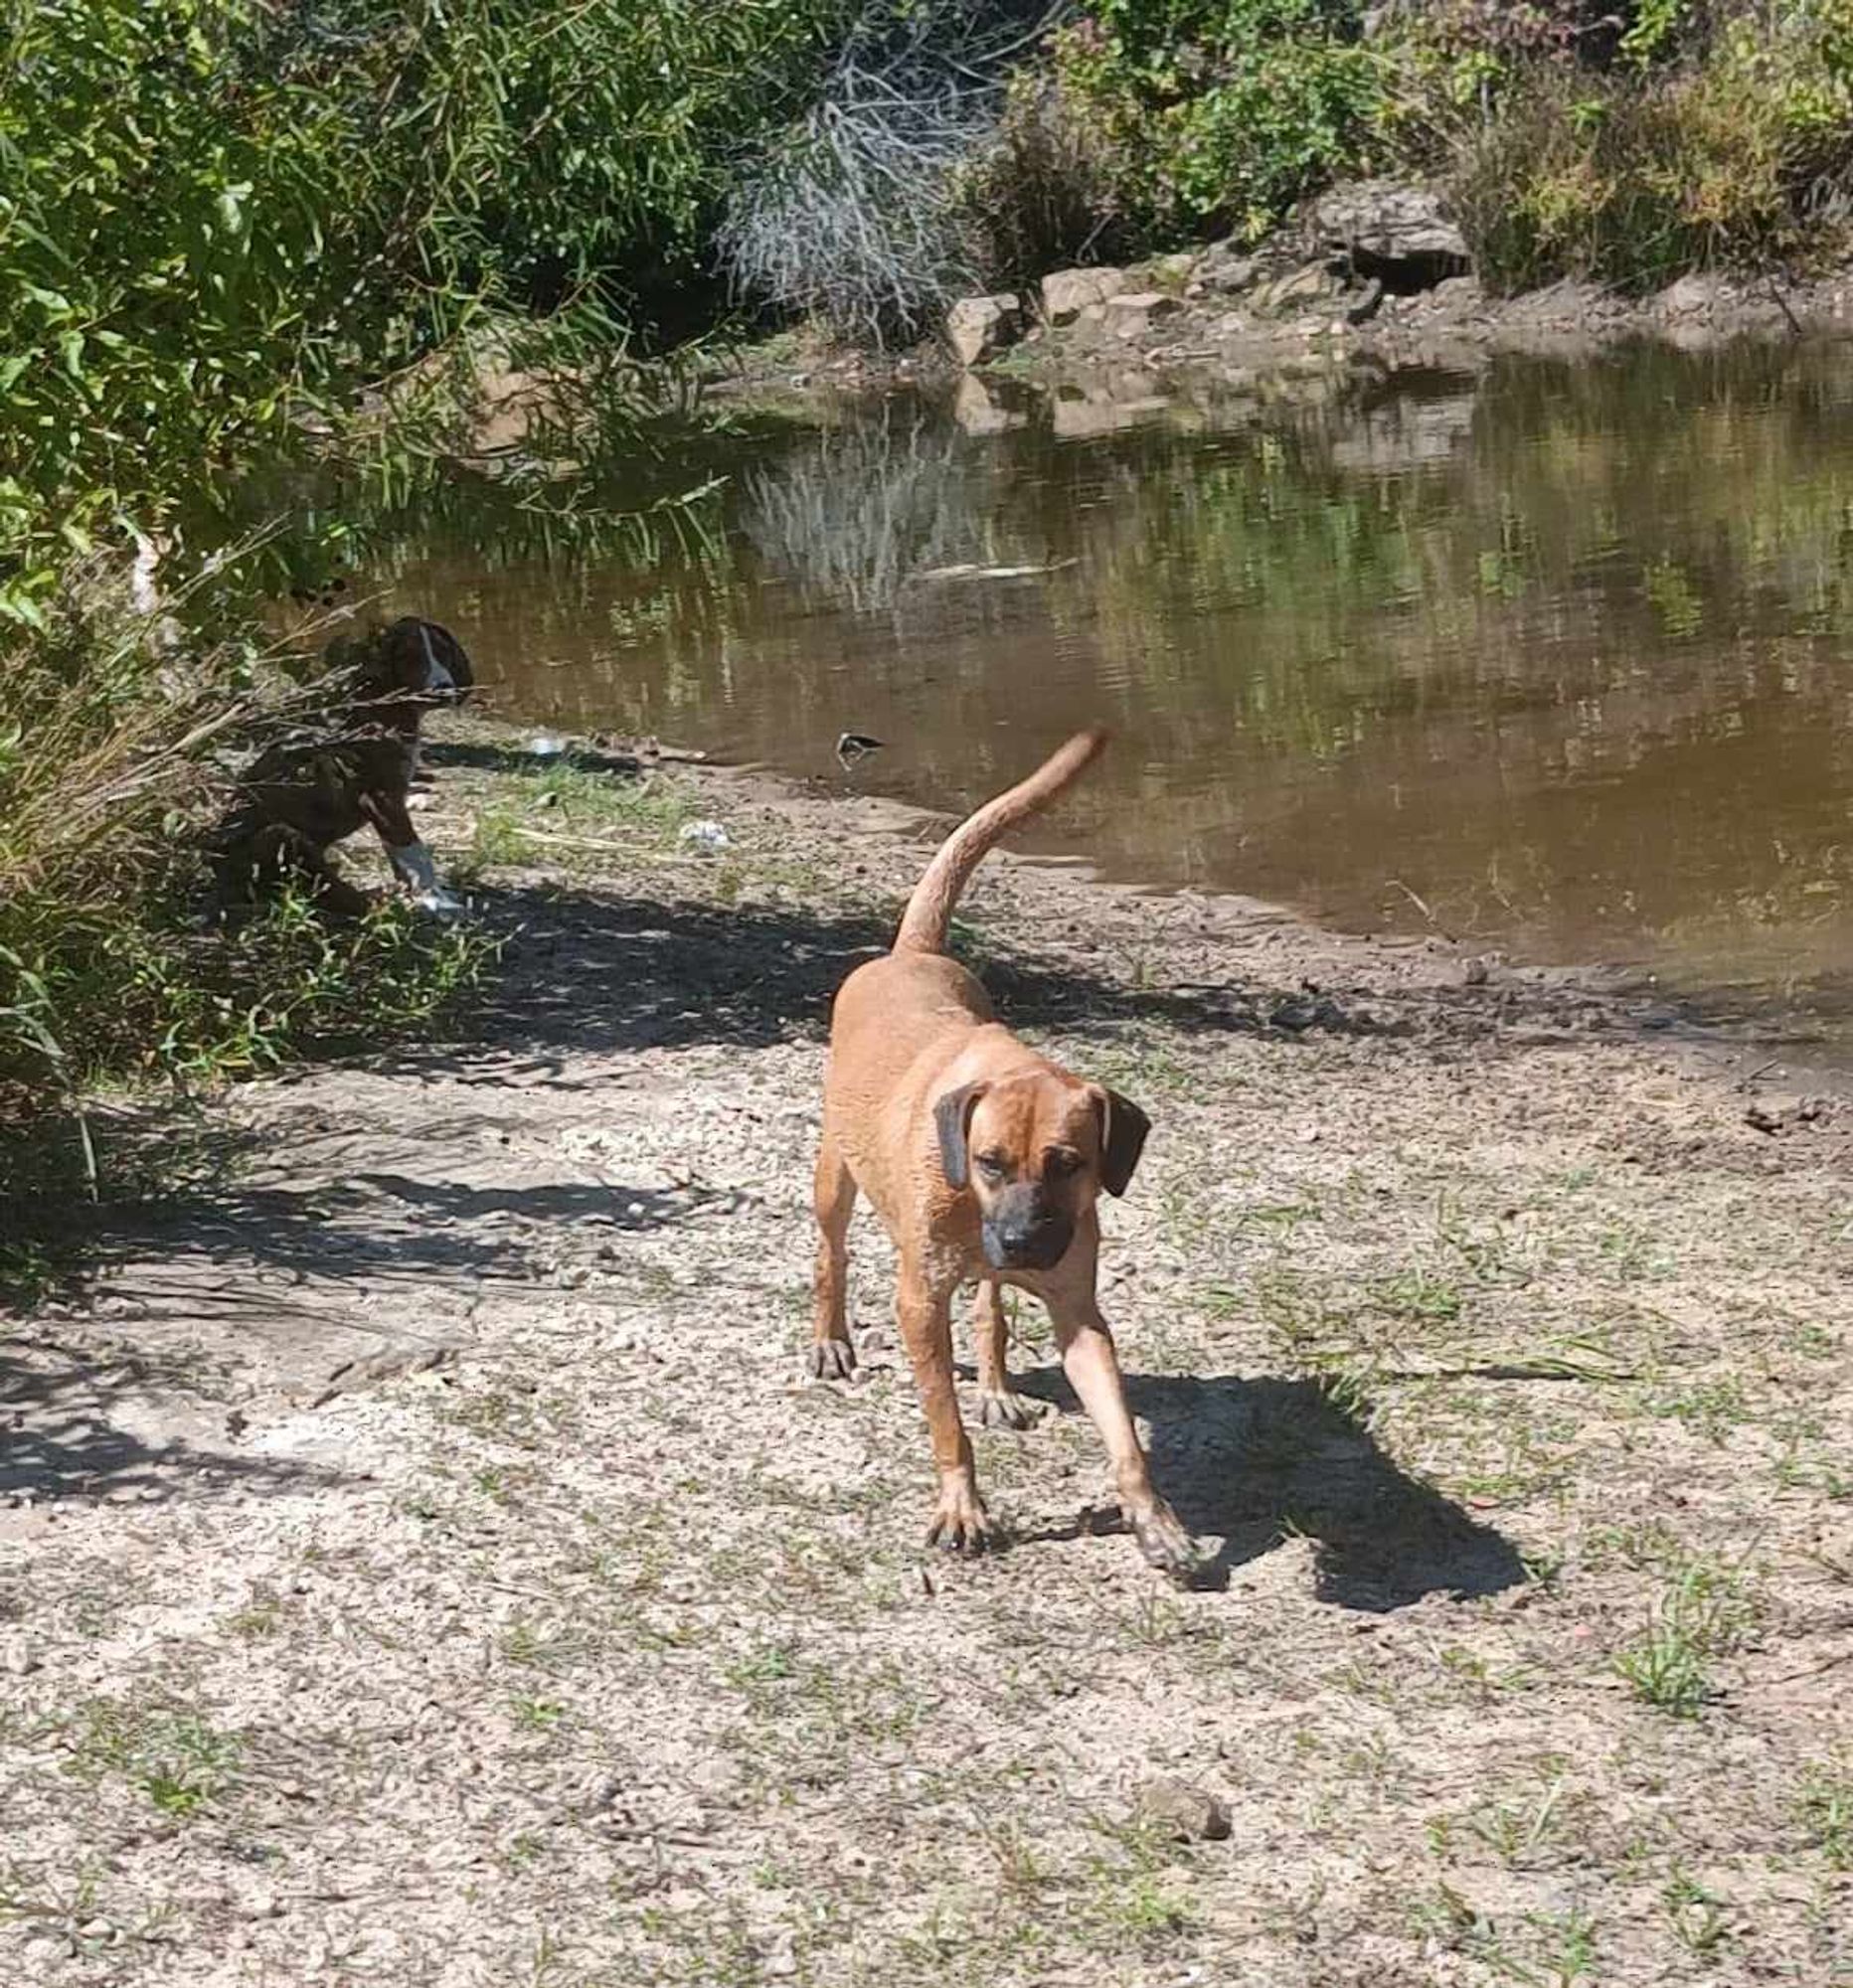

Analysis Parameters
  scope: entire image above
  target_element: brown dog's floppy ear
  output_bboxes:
[932,1082,987,1191]
[1091,1085,1151,1197]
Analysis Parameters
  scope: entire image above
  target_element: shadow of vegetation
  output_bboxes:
[421,739,643,779]
[111,1170,695,1288]
[2,1102,710,1458]
[0,1338,346,1503]
[1014,1365,1525,1610]
[393,879,1404,1086]
[6,1092,699,1292]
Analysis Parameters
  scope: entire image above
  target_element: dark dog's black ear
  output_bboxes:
[1091,1085,1151,1197]
[355,619,422,693]
[932,1082,987,1191]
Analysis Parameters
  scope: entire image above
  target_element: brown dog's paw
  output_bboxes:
[977,1389,1045,1431]
[926,1483,994,1557]
[804,1337,858,1382]
[1131,1500,1208,1585]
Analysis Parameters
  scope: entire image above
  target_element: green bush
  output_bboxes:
[1441,7,1853,291]
[0,0,825,1192]
[1042,1,1384,246]
[959,70,1133,287]
[968,2,1853,289]
[0,0,839,620]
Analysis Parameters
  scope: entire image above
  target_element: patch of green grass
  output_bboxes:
[1614,1616,1715,1718]
[1449,1766,1582,1870]
[1375,1262,1465,1324]
[1613,1552,1760,1718]
[1097,1873,1196,1947]
[470,762,703,874]
[725,1641,801,1694]
[1073,1028,1197,1100]
[1581,1518,1685,1573]
[1409,1885,1598,1987]
[1796,1762,1853,1869]
[1650,1373,1752,1444]
[1073,1826,1203,1959]
[1433,1644,1539,1703]
[1597,1221,1666,1282]
[500,1617,585,1673]
[0,1233,63,1308]
[223,1595,282,1639]
[63,1700,244,1819]
[1661,1869,1733,1958]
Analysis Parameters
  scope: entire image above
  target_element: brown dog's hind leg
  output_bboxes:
[973,1281,1044,1430]
[807,1136,859,1381]
[901,1268,992,1554]
[1042,1274,1202,1582]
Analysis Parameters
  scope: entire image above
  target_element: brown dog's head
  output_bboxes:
[353,617,475,704]
[934,1072,1150,1272]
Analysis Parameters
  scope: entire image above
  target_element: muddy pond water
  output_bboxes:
[389,339,1853,1057]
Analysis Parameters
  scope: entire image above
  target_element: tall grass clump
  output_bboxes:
[958,67,1132,285]
[0,580,490,1217]
[1400,1,1853,290]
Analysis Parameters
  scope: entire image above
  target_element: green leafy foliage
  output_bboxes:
[1045,1,1384,243]
[0,0,838,616]
[974,1,1853,287]
[0,0,826,1196]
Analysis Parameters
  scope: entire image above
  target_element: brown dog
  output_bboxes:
[811,730,1201,1578]
[212,616,472,917]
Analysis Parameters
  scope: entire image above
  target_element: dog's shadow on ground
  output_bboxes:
[1011,1365,1525,1610]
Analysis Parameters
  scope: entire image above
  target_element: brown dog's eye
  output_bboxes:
[974,1153,1007,1181]
[1045,1149,1083,1176]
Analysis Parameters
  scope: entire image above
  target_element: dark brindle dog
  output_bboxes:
[212,617,472,917]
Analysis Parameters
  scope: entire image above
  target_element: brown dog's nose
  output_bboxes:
[983,1190,1073,1270]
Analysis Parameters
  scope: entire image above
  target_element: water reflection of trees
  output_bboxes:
[735,402,1044,615]
[720,345,1853,997]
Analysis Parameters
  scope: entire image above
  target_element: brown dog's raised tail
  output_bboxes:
[892,728,1108,955]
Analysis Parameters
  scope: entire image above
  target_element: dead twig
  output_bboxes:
[1385,877,1456,944]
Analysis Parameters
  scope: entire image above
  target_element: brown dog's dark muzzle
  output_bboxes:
[981,1189,1073,1271]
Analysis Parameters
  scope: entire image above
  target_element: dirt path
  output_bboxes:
[3,728,1850,1986]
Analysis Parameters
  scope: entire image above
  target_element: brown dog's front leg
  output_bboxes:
[899,1268,991,1554]
[1045,1282,1201,1581]
[973,1281,1043,1430]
